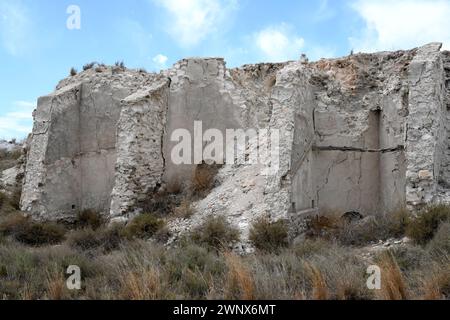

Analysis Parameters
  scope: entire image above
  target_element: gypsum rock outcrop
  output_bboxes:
[19,43,450,240]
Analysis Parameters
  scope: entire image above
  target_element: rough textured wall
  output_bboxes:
[20,44,450,238]
[21,67,157,221]
[405,43,446,208]
[110,78,170,219]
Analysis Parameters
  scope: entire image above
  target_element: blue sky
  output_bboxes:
[1,0,450,139]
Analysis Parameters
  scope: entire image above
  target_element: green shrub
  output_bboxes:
[75,209,105,230]
[67,223,125,252]
[165,243,226,282]
[83,62,96,71]
[123,214,165,240]
[191,163,220,199]
[15,222,66,246]
[0,214,66,246]
[390,246,429,272]
[292,239,331,259]
[67,228,104,251]
[114,61,125,69]
[0,148,22,172]
[190,216,240,249]
[70,67,77,76]
[249,217,289,252]
[407,205,450,245]
[0,192,17,216]
[427,222,450,257]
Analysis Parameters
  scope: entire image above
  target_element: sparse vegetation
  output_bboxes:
[115,61,125,69]
[406,205,450,245]
[83,62,96,71]
[249,217,289,252]
[67,223,124,252]
[190,216,240,249]
[191,163,220,199]
[74,209,105,231]
[0,147,22,171]
[0,213,66,246]
[0,177,449,300]
[70,67,77,76]
[123,213,165,240]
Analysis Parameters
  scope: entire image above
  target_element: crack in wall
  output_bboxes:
[312,145,404,153]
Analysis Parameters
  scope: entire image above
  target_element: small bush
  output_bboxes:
[249,217,289,252]
[123,214,165,240]
[427,222,450,257]
[75,209,104,230]
[18,223,66,246]
[165,243,226,283]
[115,61,125,69]
[83,62,96,71]
[69,68,77,76]
[191,163,219,198]
[141,190,179,216]
[407,205,450,245]
[292,239,331,259]
[0,192,18,216]
[190,216,240,249]
[173,199,194,219]
[67,228,104,251]
[0,148,22,171]
[390,246,429,272]
[0,214,66,246]
[67,223,125,252]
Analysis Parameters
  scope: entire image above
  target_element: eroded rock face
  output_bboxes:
[20,43,450,240]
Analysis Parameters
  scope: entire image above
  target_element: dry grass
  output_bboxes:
[407,205,450,245]
[120,269,162,300]
[190,216,240,250]
[224,253,255,300]
[0,179,449,300]
[173,198,194,219]
[420,264,450,300]
[0,148,22,172]
[376,251,409,300]
[45,267,69,300]
[74,210,105,231]
[304,262,329,300]
[249,217,289,252]
[123,214,165,240]
[0,213,66,246]
[192,163,220,198]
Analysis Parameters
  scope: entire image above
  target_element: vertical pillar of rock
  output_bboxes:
[264,62,314,219]
[20,84,82,221]
[406,43,446,208]
[109,79,170,220]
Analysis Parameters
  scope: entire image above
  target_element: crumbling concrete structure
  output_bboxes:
[20,43,450,236]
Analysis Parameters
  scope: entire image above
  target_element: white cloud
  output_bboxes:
[0,100,35,139]
[254,24,305,62]
[0,0,31,56]
[153,54,168,69]
[153,0,237,47]
[350,0,450,52]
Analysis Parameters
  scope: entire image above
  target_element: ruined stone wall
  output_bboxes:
[21,68,157,221]
[110,79,170,219]
[405,43,446,208]
[20,44,450,233]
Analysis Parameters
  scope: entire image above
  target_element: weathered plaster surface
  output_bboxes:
[20,44,450,241]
